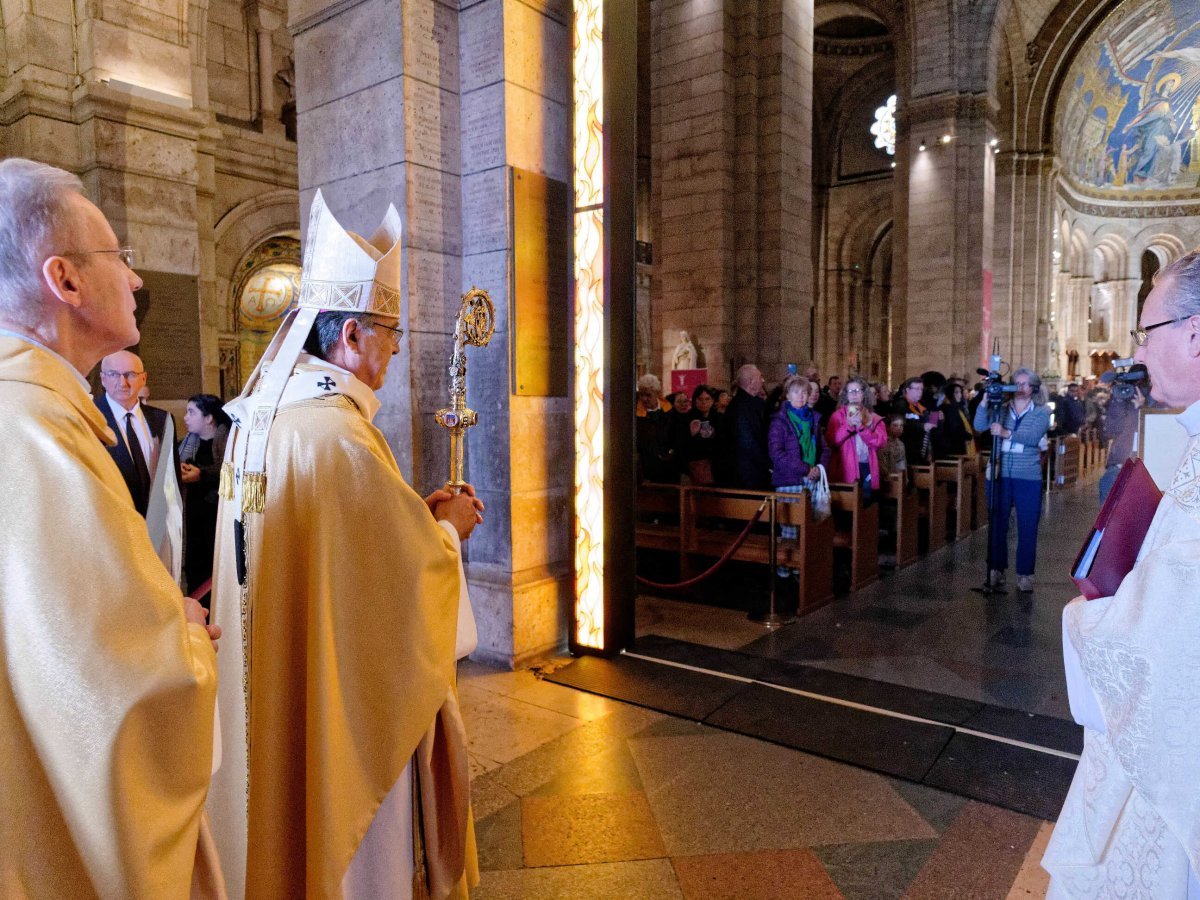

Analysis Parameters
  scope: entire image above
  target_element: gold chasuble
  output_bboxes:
[0,336,220,898]
[207,363,478,899]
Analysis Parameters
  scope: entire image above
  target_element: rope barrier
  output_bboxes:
[636,497,769,591]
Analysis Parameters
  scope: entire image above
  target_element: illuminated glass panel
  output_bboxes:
[573,0,605,649]
[871,94,897,156]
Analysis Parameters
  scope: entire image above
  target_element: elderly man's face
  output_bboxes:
[740,367,764,397]
[99,349,146,410]
[66,195,143,351]
[353,316,401,391]
[1134,276,1200,408]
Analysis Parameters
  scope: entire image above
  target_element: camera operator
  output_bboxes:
[972,367,1050,591]
[1097,379,1147,503]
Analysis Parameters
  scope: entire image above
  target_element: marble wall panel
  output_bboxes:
[460,82,507,175]
[404,75,462,173]
[461,167,508,254]
[407,163,463,255]
[409,247,462,334]
[85,19,193,98]
[509,487,570,573]
[501,0,569,105]
[292,0,404,114]
[296,77,407,187]
[402,0,459,89]
[503,84,568,183]
[458,0,504,93]
[511,571,569,664]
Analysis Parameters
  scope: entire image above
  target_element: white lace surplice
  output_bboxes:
[1045,431,1200,898]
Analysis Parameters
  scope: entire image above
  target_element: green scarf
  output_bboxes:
[785,406,818,466]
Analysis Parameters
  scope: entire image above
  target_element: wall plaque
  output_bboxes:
[510,167,569,397]
[132,271,202,401]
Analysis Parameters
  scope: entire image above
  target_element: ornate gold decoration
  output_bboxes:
[435,288,495,492]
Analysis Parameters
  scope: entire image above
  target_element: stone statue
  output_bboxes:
[672,330,697,370]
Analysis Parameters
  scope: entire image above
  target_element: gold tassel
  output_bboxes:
[218,462,234,500]
[242,471,267,514]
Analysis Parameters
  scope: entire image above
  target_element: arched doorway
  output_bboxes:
[224,236,301,397]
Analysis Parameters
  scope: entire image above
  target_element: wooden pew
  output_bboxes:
[829,481,880,590]
[935,457,971,540]
[635,482,682,556]
[911,465,948,553]
[1051,435,1081,490]
[683,486,835,613]
[880,471,919,567]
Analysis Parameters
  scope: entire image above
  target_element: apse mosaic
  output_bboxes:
[1057,0,1200,195]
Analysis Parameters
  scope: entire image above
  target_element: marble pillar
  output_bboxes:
[292,0,571,668]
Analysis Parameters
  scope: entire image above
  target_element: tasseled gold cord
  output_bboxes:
[241,471,267,514]
[218,462,234,500]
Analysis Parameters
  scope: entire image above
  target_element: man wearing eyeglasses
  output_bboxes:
[95,350,179,518]
[1044,251,1200,897]
[0,158,222,896]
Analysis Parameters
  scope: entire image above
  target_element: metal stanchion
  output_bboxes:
[750,493,796,629]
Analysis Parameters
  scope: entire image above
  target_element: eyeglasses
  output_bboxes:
[368,318,404,347]
[1131,316,1191,346]
[66,247,136,269]
[101,369,145,381]
[845,386,864,394]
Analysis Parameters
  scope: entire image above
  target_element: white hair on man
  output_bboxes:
[735,364,760,389]
[0,159,84,327]
[637,373,662,395]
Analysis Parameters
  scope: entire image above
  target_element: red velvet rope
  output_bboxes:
[636,499,769,591]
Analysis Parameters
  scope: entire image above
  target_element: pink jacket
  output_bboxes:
[825,406,888,489]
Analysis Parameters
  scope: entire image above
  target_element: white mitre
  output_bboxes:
[224,190,403,514]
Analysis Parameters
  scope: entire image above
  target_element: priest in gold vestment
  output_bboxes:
[0,158,223,897]
[207,192,481,899]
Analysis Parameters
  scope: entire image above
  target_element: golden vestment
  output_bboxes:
[0,335,220,898]
[207,363,478,899]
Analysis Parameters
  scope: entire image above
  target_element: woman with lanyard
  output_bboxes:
[971,366,1051,592]
[768,375,823,552]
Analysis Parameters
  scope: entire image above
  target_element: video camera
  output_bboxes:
[976,345,1017,407]
[1099,356,1148,402]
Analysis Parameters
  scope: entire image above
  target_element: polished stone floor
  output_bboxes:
[638,481,1100,720]
[460,660,1054,899]
[459,481,1100,896]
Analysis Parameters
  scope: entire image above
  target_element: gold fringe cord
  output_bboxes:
[218,462,234,500]
[241,471,267,514]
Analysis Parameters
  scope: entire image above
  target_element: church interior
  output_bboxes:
[5,0,1200,893]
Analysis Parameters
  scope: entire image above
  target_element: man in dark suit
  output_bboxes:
[95,350,176,517]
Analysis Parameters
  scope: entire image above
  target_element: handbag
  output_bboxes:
[809,464,831,521]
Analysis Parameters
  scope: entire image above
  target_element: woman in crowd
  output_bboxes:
[933,380,974,458]
[873,382,893,417]
[971,367,1050,592]
[825,377,887,501]
[178,393,231,604]
[715,389,732,414]
[768,375,823,541]
[896,376,936,466]
[683,384,722,484]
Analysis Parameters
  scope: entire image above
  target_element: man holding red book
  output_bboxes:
[1043,252,1200,897]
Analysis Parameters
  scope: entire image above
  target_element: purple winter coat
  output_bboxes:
[768,405,823,487]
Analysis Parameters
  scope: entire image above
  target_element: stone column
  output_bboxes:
[651,0,813,385]
[458,0,571,668]
[293,0,570,668]
[901,94,995,377]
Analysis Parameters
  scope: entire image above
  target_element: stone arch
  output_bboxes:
[213,188,299,395]
[1139,232,1188,267]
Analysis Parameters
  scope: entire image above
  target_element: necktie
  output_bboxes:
[125,412,151,493]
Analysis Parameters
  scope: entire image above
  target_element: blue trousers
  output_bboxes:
[987,476,1042,576]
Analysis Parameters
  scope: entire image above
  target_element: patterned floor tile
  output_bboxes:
[475,858,683,900]
[475,799,522,872]
[520,791,666,867]
[629,731,936,857]
[458,684,584,765]
[813,839,939,900]
[1005,821,1053,899]
[672,848,844,899]
[902,801,1043,899]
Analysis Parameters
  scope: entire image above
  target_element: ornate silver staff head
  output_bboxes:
[435,287,495,492]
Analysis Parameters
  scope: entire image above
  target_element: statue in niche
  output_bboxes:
[276,54,296,141]
[672,330,697,370]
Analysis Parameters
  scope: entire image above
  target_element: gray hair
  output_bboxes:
[1011,366,1047,405]
[303,310,373,359]
[735,364,761,389]
[0,159,84,324]
[637,373,661,394]
[838,375,876,410]
[1156,250,1200,320]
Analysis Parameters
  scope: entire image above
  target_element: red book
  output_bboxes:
[1071,458,1162,600]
